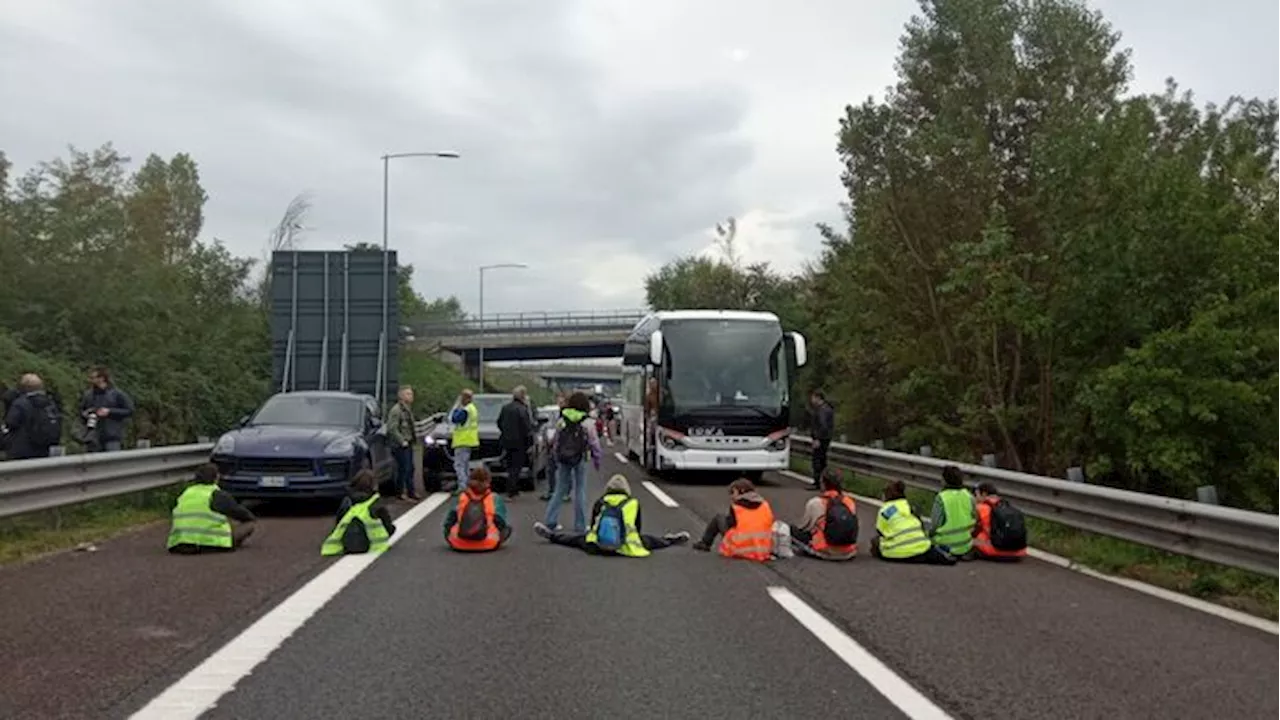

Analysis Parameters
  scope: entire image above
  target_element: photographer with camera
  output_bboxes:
[76,366,134,452]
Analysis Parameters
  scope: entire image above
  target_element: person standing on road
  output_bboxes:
[323,469,396,555]
[534,474,689,555]
[540,391,568,502]
[497,385,535,500]
[871,479,955,565]
[78,366,133,453]
[386,386,419,502]
[542,391,602,533]
[791,469,858,561]
[808,390,835,490]
[449,388,480,492]
[691,477,776,560]
[167,463,257,553]
[930,465,977,558]
[2,374,62,460]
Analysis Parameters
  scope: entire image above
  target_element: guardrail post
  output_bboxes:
[1196,485,1220,505]
[136,439,152,449]
[839,434,848,443]
[919,445,932,457]
[49,445,66,457]
[197,436,210,444]
[981,453,997,467]
[1066,466,1085,483]
[872,439,884,449]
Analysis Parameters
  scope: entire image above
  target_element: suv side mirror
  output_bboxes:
[237,415,250,428]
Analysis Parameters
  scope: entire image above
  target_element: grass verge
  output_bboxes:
[0,486,181,566]
[790,457,1278,620]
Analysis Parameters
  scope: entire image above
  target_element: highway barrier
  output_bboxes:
[791,435,1279,576]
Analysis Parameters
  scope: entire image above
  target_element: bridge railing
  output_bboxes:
[791,435,1279,576]
[415,309,647,337]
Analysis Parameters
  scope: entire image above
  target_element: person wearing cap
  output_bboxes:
[533,474,689,556]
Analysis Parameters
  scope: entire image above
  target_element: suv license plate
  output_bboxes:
[259,476,289,488]
[715,456,737,465]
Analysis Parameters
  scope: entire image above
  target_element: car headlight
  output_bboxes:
[324,436,355,455]
[213,433,235,454]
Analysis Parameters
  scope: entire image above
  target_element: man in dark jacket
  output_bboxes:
[808,389,835,490]
[2,374,61,460]
[78,366,134,452]
[496,385,535,499]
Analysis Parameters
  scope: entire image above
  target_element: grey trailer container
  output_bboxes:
[270,250,399,406]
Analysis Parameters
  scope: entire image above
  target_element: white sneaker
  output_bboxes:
[663,531,691,545]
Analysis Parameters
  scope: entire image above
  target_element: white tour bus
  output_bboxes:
[619,310,807,477]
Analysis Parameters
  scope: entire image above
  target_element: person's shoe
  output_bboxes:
[533,522,553,539]
[664,531,691,546]
[691,540,711,552]
[538,493,552,501]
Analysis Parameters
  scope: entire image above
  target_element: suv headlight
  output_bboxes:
[324,436,355,455]
[213,433,235,454]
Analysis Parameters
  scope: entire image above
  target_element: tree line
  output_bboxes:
[644,0,1278,512]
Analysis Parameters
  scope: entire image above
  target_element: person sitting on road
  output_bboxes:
[870,479,956,565]
[533,474,689,556]
[929,465,977,559]
[691,477,776,561]
[167,463,257,554]
[443,467,512,552]
[972,481,1028,560]
[321,469,396,556]
[542,391,603,533]
[791,468,858,561]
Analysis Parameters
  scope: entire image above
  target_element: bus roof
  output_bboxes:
[639,309,780,324]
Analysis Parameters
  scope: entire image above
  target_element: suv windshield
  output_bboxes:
[251,395,363,428]
[659,319,789,416]
[469,395,508,423]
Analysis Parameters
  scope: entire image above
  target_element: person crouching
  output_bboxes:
[443,466,512,552]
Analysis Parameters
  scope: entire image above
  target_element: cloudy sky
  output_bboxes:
[1,0,1276,316]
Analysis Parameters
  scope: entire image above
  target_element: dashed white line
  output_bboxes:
[641,480,680,508]
[777,469,1278,635]
[613,451,629,464]
[768,586,954,720]
[129,492,452,720]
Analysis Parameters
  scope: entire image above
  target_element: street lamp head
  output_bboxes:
[480,263,529,272]
[382,151,461,160]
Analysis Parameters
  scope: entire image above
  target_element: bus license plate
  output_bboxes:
[716,457,737,465]
[259,476,289,488]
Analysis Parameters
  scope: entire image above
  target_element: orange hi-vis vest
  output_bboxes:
[448,490,501,551]
[974,495,1026,558]
[811,490,858,554]
[719,501,775,561]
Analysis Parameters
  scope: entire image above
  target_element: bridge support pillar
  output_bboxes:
[463,355,481,386]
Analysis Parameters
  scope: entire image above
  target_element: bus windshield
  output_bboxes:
[659,319,789,417]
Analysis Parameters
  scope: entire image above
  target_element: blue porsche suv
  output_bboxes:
[212,391,394,501]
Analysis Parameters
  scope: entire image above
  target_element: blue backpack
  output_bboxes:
[594,498,629,551]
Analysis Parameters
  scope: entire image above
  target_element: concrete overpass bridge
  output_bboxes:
[412,310,645,377]
[507,363,623,393]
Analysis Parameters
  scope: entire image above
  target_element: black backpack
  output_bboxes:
[26,394,62,447]
[457,493,490,541]
[988,498,1028,551]
[822,494,858,546]
[594,498,629,552]
[556,421,588,465]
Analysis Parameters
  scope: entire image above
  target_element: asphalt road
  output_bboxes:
[3,449,1277,719]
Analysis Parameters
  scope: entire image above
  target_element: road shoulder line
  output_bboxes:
[128,492,452,720]
[778,470,1278,635]
[613,451,629,464]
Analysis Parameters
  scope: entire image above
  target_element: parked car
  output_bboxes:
[421,394,553,492]
[212,391,394,501]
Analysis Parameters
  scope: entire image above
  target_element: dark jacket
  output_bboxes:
[496,399,534,450]
[335,490,397,553]
[2,391,56,460]
[811,401,835,441]
[79,385,135,444]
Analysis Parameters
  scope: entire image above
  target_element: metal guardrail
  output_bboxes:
[415,309,646,338]
[0,444,214,519]
[791,435,1279,576]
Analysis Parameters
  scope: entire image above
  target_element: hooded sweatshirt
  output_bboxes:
[720,490,767,531]
[590,475,643,532]
[552,407,603,470]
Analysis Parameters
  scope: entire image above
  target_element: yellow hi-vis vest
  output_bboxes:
[322,494,391,556]
[451,402,480,448]
[167,483,233,549]
[932,488,976,555]
[586,493,650,557]
[876,498,931,559]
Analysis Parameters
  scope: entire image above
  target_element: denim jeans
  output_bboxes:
[392,446,414,496]
[543,459,589,531]
[452,446,472,486]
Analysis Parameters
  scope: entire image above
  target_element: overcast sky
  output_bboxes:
[2,1,1276,317]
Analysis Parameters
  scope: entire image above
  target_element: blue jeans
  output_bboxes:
[543,459,589,531]
[392,446,414,497]
[452,446,472,486]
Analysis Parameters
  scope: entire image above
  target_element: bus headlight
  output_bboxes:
[767,437,788,452]
[660,434,685,451]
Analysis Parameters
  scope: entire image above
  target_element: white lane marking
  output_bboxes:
[130,493,452,720]
[641,480,680,508]
[613,452,629,464]
[768,586,953,720]
[778,470,1279,635]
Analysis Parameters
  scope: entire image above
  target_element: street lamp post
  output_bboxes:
[378,150,460,409]
[477,263,529,390]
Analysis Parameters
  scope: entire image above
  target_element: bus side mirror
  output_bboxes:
[649,330,664,365]
[790,332,808,367]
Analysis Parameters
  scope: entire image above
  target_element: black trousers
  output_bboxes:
[870,537,956,565]
[699,514,732,547]
[504,448,528,494]
[811,439,831,484]
[547,530,676,553]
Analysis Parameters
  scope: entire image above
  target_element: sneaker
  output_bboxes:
[533,522,553,539]
[538,493,552,501]
[663,531,691,546]
[691,540,711,552]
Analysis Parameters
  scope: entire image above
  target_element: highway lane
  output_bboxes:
[157,472,914,720]
[0,500,410,720]
[636,455,1279,720]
